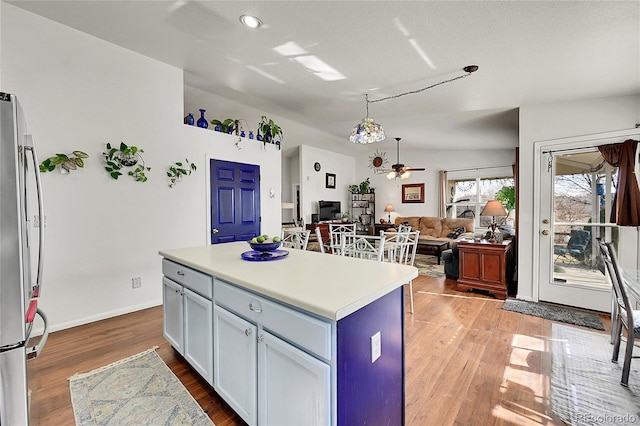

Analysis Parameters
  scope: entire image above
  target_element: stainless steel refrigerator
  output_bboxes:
[0,92,48,425]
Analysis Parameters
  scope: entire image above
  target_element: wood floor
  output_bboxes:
[27,274,611,425]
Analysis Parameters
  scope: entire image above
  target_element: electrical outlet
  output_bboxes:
[131,277,142,289]
[371,331,381,363]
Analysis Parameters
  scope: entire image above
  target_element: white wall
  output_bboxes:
[0,4,280,331]
[355,148,516,223]
[299,145,356,223]
[519,95,640,301]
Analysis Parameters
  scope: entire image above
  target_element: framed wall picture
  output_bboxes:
[402,183,424,203]
[326,173,336,189]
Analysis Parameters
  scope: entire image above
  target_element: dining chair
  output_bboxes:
[329,223,356,255]
[315,227,327,253]
[340,234,386,262]
[280,229,311,250]
[383,231,419,314]
[599,240,640,387]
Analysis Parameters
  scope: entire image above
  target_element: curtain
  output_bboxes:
[438,170,447,217]
[598,139,640,226]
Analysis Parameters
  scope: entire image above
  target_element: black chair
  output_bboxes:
[554,230,590,264]
[599,241,640,387]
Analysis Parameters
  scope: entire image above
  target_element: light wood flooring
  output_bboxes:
[27,274,611,425]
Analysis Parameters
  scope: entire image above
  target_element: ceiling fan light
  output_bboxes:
[350,117,386,144]
[401,171,411,179]
[386,171,396,180]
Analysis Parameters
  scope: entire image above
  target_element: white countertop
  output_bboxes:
[159,242,418,321]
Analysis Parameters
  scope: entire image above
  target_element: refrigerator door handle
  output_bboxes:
[24,136,45,297]
[26,308,48,360]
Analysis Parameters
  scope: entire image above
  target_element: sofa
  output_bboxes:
[393,216,475,243]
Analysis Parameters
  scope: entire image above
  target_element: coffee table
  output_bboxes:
[417,240,450,264]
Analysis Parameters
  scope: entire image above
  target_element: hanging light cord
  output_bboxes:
[366,65,478,105]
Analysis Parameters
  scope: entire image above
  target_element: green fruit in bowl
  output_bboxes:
[256,236,266,243]
[250,237,258,243]
[273,236,281,243]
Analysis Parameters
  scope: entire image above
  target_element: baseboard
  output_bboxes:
[29,300,162,336]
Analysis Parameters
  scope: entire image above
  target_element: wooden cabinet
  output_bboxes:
[162,260,214,385]
[456,240,512,300]
[371,222,395,235]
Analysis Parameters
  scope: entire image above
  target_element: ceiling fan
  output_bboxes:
[380,137,425,180]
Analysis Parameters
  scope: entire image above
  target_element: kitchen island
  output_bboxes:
[160,242,417,426]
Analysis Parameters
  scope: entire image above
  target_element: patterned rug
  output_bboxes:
[69,347,213,425]
[413,254,446,277]
[502,299,605,330]
[551,323,640,425]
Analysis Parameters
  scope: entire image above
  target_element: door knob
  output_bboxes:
[541,229,550,235]
[542,219,550,224]
[211,228,219,234]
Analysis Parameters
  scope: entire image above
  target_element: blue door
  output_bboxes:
[210,159,260,244]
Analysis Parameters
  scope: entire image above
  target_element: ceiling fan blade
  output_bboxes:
[404,167,426,172]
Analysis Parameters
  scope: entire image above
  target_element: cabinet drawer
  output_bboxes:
[214,279,331,360]
[162,259,212,299]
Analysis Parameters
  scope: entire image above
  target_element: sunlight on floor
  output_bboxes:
[491,334,554,425]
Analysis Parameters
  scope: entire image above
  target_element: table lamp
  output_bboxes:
[480,200,508,242]
[384,204,394,223]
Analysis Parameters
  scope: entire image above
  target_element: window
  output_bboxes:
[445,167,514,229]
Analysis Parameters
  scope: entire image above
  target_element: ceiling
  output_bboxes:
[10,1,639,157]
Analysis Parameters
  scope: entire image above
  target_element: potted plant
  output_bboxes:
[210,118,240,134]
[359,178,371,194]
[348,184,359,194]
[167,158,197,188]
[39,151,89,173]
[496,185,515,211]
[257,115,283,149]
[103,141,151,182]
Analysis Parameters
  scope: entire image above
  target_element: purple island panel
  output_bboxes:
[336,286,405,425]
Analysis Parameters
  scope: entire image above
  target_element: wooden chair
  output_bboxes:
[340,234,386,262]
[599,240,640,387]
[329,223,356,255]
[280,229,311,250]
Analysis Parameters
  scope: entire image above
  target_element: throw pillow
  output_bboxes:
[447,227,465,239]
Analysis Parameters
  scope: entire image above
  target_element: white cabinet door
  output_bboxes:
[258,330,330,426]
[213,305,257,425]
[162,277,183,354]
[184,288,213,385]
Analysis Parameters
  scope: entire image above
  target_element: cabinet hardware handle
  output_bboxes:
[245,329,252,336]
[176,271,185,276]
[249,302,262,313]
[542,219,550,224]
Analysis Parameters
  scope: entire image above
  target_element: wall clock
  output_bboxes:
[368,150,388,172]
[314,162,321,172]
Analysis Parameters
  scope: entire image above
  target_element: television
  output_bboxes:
[318,200,341,221]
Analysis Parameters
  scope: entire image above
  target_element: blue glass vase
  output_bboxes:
[257,133,263,141]
[214,123,222,132]
[240,130,246,138]
[197,109,208,128]
[248,131,254,140]
[185,113,194,126]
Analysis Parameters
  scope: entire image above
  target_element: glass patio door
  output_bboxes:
[537,144,618,312]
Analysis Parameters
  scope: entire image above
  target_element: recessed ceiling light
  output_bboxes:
[240,15,262,29]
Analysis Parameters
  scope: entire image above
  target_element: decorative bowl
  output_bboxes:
[248,241,281,252]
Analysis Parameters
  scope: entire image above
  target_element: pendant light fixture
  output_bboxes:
[349,94,386,144]
[349,65,479,144]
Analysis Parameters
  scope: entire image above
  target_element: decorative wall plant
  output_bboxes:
[39,151,89,173]
[167,158,197,188]
[103,142,151,182]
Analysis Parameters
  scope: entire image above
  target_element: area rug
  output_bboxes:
[69,347,214,425]
[551,323,640,425]
[502,299,605,330]
[413,254,445,277]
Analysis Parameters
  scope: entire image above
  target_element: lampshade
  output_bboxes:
[281,202,295,209]
[386,170,411,180]
[480,200,508,217]
[384,204,394,213]
[350,117,385,144]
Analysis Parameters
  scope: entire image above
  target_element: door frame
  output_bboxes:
[532,127,640,307]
